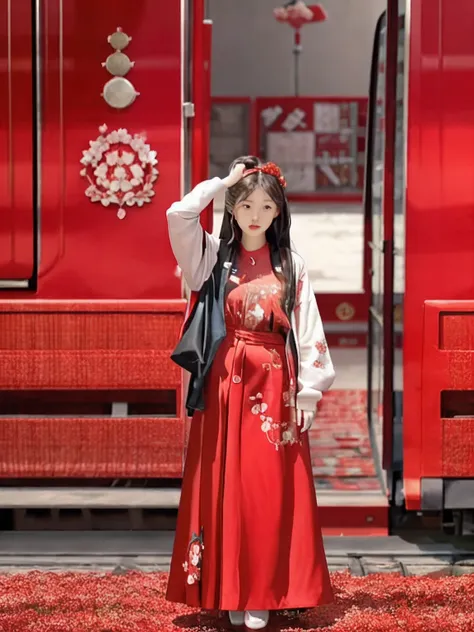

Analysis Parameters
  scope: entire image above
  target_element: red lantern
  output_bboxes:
[273,2,327,95]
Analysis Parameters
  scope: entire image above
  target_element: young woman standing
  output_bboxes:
[166,156,335,630]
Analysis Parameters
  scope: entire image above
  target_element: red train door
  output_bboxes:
[0,1,211,484]
[1,0,209,301]
[0,0,37,287]
[365,1,407,506]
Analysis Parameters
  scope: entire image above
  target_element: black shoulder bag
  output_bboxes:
[170,240,230,414]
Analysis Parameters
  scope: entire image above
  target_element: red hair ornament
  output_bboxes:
[243,162,287,189]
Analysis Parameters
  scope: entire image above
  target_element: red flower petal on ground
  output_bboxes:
[0,570,473,631]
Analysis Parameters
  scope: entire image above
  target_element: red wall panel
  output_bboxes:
[404,0,474,508]
[38,0,182,299]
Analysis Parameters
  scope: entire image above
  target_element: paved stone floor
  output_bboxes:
[0,532,473,576]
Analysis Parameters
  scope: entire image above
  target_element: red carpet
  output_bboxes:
[1,571,473,631]
[310,390,381,492]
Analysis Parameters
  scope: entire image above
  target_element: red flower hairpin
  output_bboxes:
[243,162,287,188]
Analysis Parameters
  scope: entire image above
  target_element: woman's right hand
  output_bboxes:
[222,163,246,188]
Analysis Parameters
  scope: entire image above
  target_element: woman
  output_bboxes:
[166,156,335,630]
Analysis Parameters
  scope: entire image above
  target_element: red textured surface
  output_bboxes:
[0,302,186,477]
[0,417,185,478]
[0,350,179,390]
[310,390,381,492]
[420,302,474,485]
[0,301,186,313]
[0,313,181,349]
[440,313,474,350]
[0,303,184,389]
[442,417,474,477]
[1,571,474,631]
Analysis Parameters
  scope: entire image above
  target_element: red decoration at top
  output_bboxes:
[274,1,327,30]
[243,162,287,189]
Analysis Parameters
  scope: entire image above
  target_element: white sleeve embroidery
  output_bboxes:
[295,263,336,412]
[166,177,226,291]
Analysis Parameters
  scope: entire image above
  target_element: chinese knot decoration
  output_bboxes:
[80,124,159,219]
[244,162,287,189]
[273,1,326,30]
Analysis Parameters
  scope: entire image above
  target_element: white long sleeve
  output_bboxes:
[293,261,336,411]
[166,177,226,291]
[168,181,335,410]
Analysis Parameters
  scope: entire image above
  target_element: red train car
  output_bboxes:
[2,0,473,535]
[366,0,474,526]
[0,0,212,493]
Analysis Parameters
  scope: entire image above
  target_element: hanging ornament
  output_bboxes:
[101,27,139,109]
[80,124,159,219]
[273,2,327,96]
[274,1,326,29]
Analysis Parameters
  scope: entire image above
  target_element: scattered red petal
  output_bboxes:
[0,570,473,631]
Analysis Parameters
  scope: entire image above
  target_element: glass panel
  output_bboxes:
[368,3,407,476]
[371,14,386,320]
[393,0,407,395]
[368,12,387,448]
[369,318,384,452]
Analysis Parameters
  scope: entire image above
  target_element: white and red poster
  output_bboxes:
[256,97,368,201]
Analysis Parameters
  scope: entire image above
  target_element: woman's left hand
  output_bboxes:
[297,410,315,433]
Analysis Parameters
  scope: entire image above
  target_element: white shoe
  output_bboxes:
[244,610,269,630]
[228,610,245,626]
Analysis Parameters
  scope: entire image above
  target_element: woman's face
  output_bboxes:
[232,186,280,239]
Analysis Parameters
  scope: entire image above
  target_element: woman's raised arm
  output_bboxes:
[166,178,225,291]
[166,165,246,291]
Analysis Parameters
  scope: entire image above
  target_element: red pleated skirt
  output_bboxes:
[166,328,333,611]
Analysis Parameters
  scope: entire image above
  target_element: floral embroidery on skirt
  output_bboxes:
[249,391,300,450]
[183,528,204,585]
[262,348,283,371]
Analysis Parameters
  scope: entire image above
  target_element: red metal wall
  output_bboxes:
[0,0,35,280]
[0,0,206,479]
[3,0,183,300]
[404,0,474,509]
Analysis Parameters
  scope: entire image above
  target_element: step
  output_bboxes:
[0,487,387,509]
[0,532,472,576]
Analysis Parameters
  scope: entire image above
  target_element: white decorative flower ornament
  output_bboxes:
[80,124,159,219]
